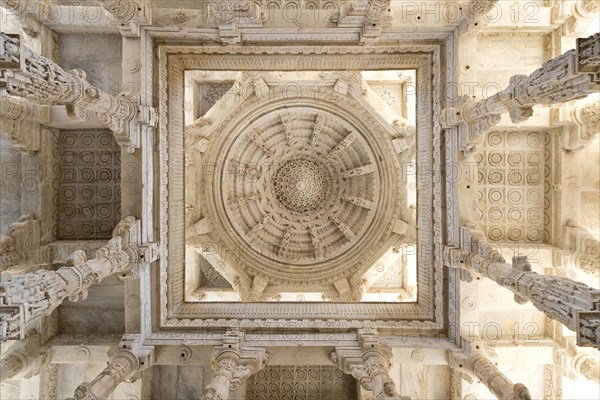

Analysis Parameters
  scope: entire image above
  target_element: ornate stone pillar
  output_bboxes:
[449,341,532,400]
[444,225,600,348]
[553,99,600,151]
[95,0,151,37]
[331,329,405,400]
[561,221,600,277]
[204,329,269,400]
[0,94,49,153]
[553,334,600,385]
[442,33,600,154]
[0,334,46,382]
[0,215,49,274]
[0,217,142,340]
[72,334,153,400]
[554,248,600,278]
[571,351,600,383]
[0,33,156,153]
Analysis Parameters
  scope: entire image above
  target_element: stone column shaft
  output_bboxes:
[205,358,242,400]
[0,217,141,340]
[72,335,152,400]
[0,94,49,122]
[364,353,399,400]
[73,350,138,400]
[444,226,600,348]
[0,352,24,381]
[450,344,532,400]
[0,33,156,152]
[0,335,46,382]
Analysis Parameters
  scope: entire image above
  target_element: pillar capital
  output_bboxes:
[0,94,49,153]
[554,98,600,151]
[204,329,269,400]
[207,0,262,45]
[331,329,401,400]
[0,215,49,274]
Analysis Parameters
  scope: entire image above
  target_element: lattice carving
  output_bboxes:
[57,131,121,240]
[475,131,545,242]
[273,158,333,213]
[0,334,47,382]
[246,366,356,400]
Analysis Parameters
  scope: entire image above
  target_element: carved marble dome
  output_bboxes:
[1,1,599,399]
[198,90,406,286]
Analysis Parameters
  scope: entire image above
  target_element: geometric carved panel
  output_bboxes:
[58,131,121,239]
[475,131,546,242]
[246,366,356,400]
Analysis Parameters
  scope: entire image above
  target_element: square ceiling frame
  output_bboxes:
[142,37,459,344]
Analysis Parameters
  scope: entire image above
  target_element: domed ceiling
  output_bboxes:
[184,71,417,301]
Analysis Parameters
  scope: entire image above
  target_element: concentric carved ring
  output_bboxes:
[217,106,381,266]
[202,95,402,283]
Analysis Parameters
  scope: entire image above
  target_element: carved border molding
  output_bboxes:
[144,38,452,337]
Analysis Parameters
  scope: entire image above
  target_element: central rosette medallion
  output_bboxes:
[273,158,332,213]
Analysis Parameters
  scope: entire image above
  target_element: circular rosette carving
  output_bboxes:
[202,98,402,284]
[272,158,332,213]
